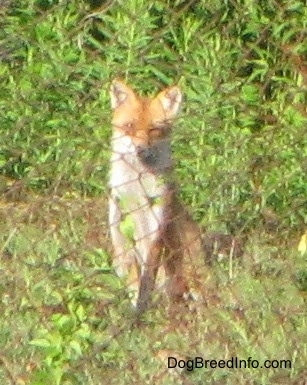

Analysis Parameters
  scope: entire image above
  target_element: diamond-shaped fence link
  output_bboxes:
[0,1,307,384]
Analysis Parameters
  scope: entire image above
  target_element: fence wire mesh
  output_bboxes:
[0,0,307,384]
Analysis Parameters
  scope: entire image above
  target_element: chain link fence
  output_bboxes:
[1,0,307,384]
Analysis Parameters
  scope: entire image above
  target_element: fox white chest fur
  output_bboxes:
[109,129,170,263]
[109,129,171,199]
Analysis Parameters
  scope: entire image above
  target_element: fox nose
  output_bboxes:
[137,145,157,167]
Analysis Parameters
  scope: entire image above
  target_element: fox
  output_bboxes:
[108,79,203,313]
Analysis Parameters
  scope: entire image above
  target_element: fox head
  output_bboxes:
[110,80,182,146]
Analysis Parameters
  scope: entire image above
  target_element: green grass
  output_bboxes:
[1,0,307,384]
[1,201,306,384]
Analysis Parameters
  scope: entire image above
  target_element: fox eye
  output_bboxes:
[153,120,171,130]
[150,121,170,137]
[124,122,134,133]
[150,127,167,139]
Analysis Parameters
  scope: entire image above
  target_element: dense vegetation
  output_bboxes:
[0,1,306,384]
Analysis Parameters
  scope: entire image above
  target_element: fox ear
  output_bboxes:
[110,80,136,109]
[156,86,182,119]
